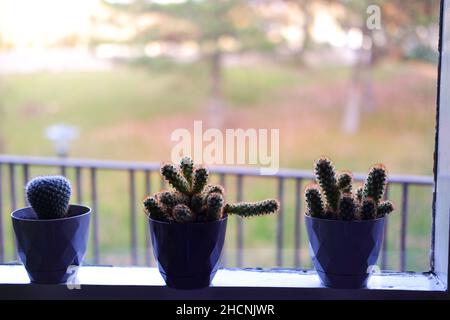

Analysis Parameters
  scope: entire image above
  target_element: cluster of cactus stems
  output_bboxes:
[144,157,280,223]
[25,175,72,219]
[305,158,395,221]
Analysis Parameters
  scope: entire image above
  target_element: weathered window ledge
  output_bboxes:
[0,265,447,299]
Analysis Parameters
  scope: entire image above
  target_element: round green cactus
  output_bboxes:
[26,175,72,219]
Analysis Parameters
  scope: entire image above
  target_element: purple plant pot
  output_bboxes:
[305,214,385,289]
[149,217,227,289]
[11,205,91,284]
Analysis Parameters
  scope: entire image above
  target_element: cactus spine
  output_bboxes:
[144,157,279,223]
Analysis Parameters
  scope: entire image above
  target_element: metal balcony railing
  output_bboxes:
[0,155,434,271]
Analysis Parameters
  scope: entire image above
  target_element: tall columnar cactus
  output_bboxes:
[25,176,72,219]
[158,191,189,209]
[314,158,340,212]
[203,184,224,196]
[305,185,325,218]
[306,158,395,221]
[144,157,279,223]
[360,198,376,220]
[339,194,356,221]
[160,163,191,195]
[363,164,387,205]
[377,200,395,218]
[144,196,166,221]
[337,172,353,194]
[224,199,279,218]
[206,192,224,221]
[190,194,204,215]
[355,187,364,204]
[172,204,194,222]
[180,156,194,187]
[192,167,208,194]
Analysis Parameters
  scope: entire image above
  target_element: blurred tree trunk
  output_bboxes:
[0,104,4,153]
[342,44,375,134]
[208,50,225,129]
[343,51,362,134]
[361,25,375,113]
[287,0,312,65]
[342,6,377,134]
[0,76,4,152]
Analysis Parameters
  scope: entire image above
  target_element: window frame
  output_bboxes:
[0,0,449,300]
[433,0,450,291]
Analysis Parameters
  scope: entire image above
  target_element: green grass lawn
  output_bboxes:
[0,60,437,271]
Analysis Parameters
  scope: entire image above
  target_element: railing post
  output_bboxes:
[60,165,66,177]
[22,164,29,206]
[400,183,409,271]
[219,173,227,267]
[236,174,243,268]
[9,164,17,259]
[144,170,152,266]
[75,167,83,204]
[277,177,284,267]
[381,185,390,270]
[0,155,433,272]
[9,164,17,212]
[160,175,165,190]
[294,178,302,268]
[129,169,138,265]
[0,164,4,263]
[90,168,100,264]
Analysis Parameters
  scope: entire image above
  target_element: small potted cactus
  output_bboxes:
[144,156,279,289]
[11,176,91,284]
[304,158,395,289]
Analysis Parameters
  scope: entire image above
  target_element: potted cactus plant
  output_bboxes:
[11,176,91,284]
[304,158,395,289]
[144,156,279,289]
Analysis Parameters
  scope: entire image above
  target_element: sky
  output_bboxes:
[0,0,101,48]
[0,0,360,51]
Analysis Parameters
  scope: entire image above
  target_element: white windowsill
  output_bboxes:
[0,265,447,299]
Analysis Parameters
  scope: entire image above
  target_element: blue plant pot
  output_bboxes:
[11,205,91,284]
[149,217,227,289]
[305,214,385,289]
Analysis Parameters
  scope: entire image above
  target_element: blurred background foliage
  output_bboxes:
[0,0,441,270]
